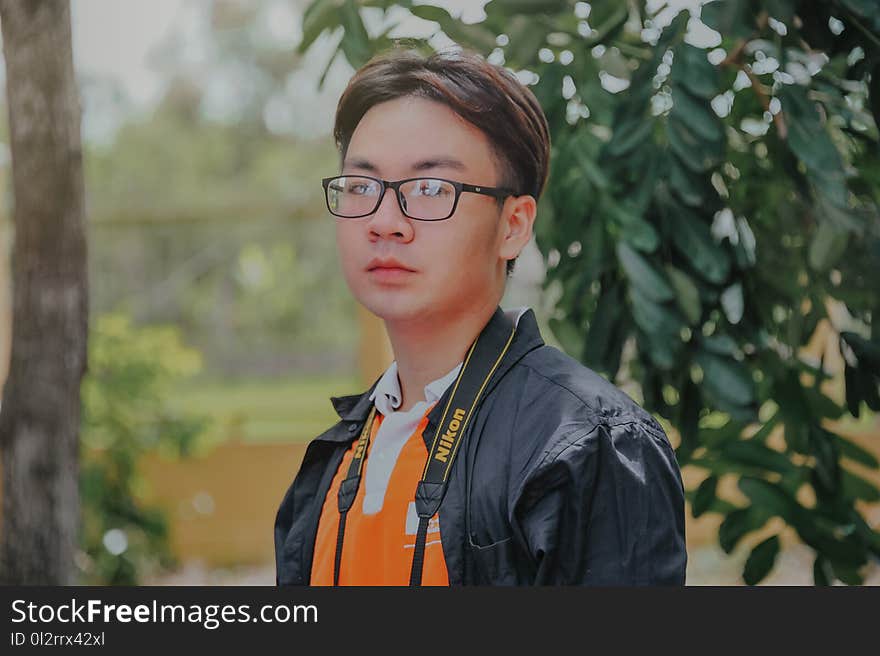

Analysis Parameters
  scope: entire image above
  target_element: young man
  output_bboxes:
[274,48,687,585]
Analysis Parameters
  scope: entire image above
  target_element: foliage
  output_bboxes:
[86,113,336,221]
[78,313,208,584]
[82,3,357,379]
[170,374,358,447]
[299,0,880,584]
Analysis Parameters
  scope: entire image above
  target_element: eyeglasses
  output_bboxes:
[321,175,517,221]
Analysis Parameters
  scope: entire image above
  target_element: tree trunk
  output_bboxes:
[0,0,88,584]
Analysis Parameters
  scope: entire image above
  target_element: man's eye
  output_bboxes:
[347,183,372,195]
[417,181,447,197]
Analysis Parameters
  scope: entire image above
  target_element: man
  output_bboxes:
[274,48,687,585]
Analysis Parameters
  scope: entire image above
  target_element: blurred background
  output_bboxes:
[0,0,877,585]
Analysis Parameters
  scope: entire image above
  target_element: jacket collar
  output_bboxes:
[325,306,545,444]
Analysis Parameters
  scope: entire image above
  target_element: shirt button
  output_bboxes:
[348,424,358,433]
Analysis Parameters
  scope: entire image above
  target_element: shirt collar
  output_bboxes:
[366,306,529,417]
[330,305,541,425]
[368,360,463,416]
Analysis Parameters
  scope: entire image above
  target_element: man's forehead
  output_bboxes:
[342,155,470,174]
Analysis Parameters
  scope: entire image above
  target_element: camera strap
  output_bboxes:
[333,312,516,586]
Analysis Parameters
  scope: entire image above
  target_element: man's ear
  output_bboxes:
[498,194,537,261]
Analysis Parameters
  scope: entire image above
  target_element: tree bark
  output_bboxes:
[0,0,88,584]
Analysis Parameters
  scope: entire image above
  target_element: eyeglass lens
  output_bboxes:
[326,176,457,220]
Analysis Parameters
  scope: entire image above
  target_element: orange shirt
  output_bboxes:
[310,410,449,586]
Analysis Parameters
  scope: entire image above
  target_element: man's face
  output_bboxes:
[334,96,513,326]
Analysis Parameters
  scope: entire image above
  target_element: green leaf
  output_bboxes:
[503,15,548,67]
[743,535,780,585]
[686,484,738,513]
[569,131,610,190]
[702,334,738,357]
[617,242,675,302]
[666,265,702,325]
[641,332,680,370]
[749,412,779,444]
[317,47,340,88]
[629,288,685,370]
[719,506,768,553]
[813,555,833,586]
[816,192,862,232]
[774,370,814,445]
[765,0,795,24]
[668,155,715,207]
[808,424,841,493]
[700,419,748,447]
[803,388,844,420]
[657,9,690,48]
[693,475,718,518]
[488,0,570,14]
[408,5,452,23]
[738,477,797,521]
[697,350,755,407]
[777,85,848,205]
[811,170,850,212]
[671,43,719,99]
[844,362,861,418]
[409,2,499,51]
[846,364,880,415]
[584,3,629,43]
[299,0,344,53]
[737,482,865,572]
[700,0,753,39]
[835,434,880,468]
[548,316,584,358]
[671,85,724,142]
[839,0,880,33]
[666,204,731,284]
[830,561,864,586]
[721,440,798,476]
[631,148,662,215]
[581,215,612,281]
[607,115,655,157]
[339,0,373,69]
[808,220,850,272]
[608,201,660,253]
[584,285,622,373]
[677,379,702,462]
[667,115,725,172]
[841,332,880,369]
[841,468,880,502]
[842,335,880,412]
[434,10,498,52]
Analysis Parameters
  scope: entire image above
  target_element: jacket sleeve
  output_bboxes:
[512,418,687,585]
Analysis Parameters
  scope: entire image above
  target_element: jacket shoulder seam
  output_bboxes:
[516,356,602,415]
[516,353,669,439]
[535,417,670,472]
[517,355,648,424]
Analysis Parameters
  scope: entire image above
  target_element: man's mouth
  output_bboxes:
[366,257,416,273]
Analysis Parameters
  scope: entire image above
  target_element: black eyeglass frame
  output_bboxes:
[321,175,518,221]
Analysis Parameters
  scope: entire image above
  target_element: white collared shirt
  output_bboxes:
[362,306,529,515]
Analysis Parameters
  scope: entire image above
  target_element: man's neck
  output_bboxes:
[385,299,499,413]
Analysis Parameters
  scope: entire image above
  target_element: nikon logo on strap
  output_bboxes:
[434,407,466,463]
[353,437,367,461]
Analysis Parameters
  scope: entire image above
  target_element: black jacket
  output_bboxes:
[274,307,687,585]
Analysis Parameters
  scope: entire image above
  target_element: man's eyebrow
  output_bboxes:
[341,156,468,174]
[342,157,378,172]
[409,157,467,172]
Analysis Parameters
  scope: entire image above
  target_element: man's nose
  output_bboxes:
[367,186,412,238]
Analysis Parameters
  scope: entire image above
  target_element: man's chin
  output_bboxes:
[357,293,429,324]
